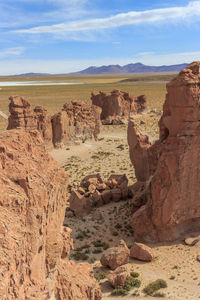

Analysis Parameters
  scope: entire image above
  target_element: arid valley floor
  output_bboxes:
[1,72,200,299]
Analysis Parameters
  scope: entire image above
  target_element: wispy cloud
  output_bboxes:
[0,47,25,59]
[14,1,200,34]
[0,50,199,75]
[0,0,89,29]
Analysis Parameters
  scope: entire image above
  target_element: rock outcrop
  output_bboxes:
[91,90,147,125]
[0,128,101,299]
[7,96,53,149]
[128,61,200,242]
[63,101,101,143]
[69,174,129,217]
[7,96,101,149]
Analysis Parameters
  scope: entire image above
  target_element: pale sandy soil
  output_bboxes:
[50,111,200,300]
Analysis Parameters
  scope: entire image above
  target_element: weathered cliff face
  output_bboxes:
[128,62,200,242]
[0,129,101,299]
[63,101,101,143]
[91,90,147,124]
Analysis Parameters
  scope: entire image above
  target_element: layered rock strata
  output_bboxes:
[128,62,200,242]
[91,90,147,124]
[0,128,101,299]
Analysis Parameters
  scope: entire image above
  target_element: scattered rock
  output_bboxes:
[107,264,131,287]
[130,242,155,262]
[69,190,92,217]
[80,174,103,189]
[100,240,130,270]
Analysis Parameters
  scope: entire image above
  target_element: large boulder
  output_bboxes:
[128,61,200,242]
[130,243,155,262]
[100,240,130,270]
[0,128,101,300]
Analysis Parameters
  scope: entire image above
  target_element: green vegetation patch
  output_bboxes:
[112,276,141,295]
[143,279,167,296]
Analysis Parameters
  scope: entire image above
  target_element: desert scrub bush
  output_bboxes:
[130,271,140,278]
[92,240,109,250]
[92,248,103,254]
[71,251,89,261]
[75,229,91,240]
[94,272,107,282]
[115,223,122,229]
[116,144,125,151]
[75,244,90,251]
[143,279,167,296]
[153,292,166,297]
[112,276,141,295]
[112,231,119,236]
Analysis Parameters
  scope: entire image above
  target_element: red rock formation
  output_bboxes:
[7,95,37,129]
[7,96,53,149]
[91,90,147,124]
[128,62,200,242]
[62,101,101,142]
[51,110,69,148]
[7,97,101,149]
[34,106,53,149]
[0,128,101,299]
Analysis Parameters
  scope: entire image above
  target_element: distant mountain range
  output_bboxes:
[72,62,189,75]
[5,62,189,77]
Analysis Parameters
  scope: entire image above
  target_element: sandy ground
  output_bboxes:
[50,111,200,300]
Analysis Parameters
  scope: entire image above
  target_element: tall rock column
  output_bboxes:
[129,62,200,242]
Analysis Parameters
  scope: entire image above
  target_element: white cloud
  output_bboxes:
[0,51,199,75]
[0,47,25,59]
[14,1,200,34]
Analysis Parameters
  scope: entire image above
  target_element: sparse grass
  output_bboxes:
[143,279,167,296]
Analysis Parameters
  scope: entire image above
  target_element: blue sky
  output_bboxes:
[0,0,200,74]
